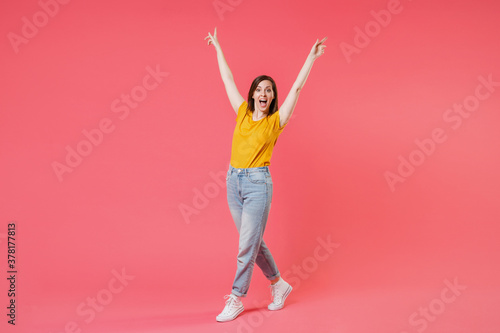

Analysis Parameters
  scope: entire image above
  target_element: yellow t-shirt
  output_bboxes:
[230,100,287,168]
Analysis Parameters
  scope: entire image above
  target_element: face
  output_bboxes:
[252,80,274,113]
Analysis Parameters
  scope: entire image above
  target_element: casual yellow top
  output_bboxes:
[230,100,288,168]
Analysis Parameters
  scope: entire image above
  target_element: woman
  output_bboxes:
[205,27,326,322]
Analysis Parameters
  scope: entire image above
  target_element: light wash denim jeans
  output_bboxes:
[226,163,281,297]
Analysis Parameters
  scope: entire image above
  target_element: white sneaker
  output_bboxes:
[216,294,244,322]
[268,278,292,310]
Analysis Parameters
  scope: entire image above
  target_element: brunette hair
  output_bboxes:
[246,75,278,116]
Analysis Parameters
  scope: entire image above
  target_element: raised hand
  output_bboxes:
[205,27,221,50]
[309,37,327,60]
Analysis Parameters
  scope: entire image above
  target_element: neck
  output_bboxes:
[253,109,268,120]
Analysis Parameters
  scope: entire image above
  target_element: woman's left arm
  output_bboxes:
[279,37,327,128]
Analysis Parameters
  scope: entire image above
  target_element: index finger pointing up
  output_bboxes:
[318,37,328,44]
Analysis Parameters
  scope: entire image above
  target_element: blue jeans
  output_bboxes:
[226,163,281,297]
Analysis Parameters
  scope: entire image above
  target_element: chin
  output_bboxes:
[257,104,269,112]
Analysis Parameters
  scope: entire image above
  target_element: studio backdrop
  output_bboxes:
[1,0,499,332]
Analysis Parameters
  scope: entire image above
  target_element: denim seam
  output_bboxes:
[259,249,279,280]
[239,181,268,296]
[246,170,270,184]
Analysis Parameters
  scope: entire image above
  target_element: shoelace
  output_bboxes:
[269,284,282,304]
[222,294,238,314]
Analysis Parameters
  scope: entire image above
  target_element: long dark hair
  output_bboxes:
[246,75,278,116]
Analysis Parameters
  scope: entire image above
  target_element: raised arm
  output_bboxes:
[205,27,245,115]
[279,37,327,127]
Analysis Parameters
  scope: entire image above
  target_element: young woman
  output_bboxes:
[205,27,326,322]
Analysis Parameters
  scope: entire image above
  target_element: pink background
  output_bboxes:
[1,0,499,332]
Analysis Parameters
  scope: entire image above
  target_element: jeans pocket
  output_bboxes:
[247,172,267,184]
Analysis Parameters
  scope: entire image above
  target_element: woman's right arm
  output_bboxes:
[205,27,244,115]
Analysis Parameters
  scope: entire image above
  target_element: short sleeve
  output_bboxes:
[236,101,247,122]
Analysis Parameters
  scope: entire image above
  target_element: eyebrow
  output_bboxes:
[257,86,272,89]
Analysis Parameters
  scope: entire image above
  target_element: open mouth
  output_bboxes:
[259,99,267,108]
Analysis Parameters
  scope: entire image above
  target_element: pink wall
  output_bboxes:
[1,0,499,332]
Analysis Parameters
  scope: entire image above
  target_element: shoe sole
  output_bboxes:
[268,284,292,311]
[216,306,244,322]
